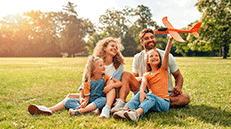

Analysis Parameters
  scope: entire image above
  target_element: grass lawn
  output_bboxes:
[0,57,230,128]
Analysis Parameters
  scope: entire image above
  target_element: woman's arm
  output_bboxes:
[162,37,173,71]
[103,78,122,93]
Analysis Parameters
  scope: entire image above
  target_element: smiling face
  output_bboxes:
[104,41,118,57]
[92,59,105,75]
[147,49,161,67]
[141,32,156,51]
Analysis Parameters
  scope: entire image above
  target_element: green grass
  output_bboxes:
[0,57,230,129]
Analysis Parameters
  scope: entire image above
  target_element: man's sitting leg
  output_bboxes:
[169,93,190,108]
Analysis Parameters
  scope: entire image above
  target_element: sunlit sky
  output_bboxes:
[0,0,202,28]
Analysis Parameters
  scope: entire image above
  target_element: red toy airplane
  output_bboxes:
[155,16,202,42]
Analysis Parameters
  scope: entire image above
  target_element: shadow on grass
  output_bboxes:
[134,104,231,127]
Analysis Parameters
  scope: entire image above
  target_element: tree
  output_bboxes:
[0,10,63,57]
[25,10,61,57]
[195,0,231,58]
[59,2,94,56]
[134,5,157,29]
[97,7,135,56]
[98,8,129,38]
[88,5,158,57]
[134,5,158,53]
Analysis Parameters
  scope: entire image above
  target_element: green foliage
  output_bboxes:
[0,57,230,128]
[172,28,191,56]
[135,5,157,29]
[194,0,231,58]
[88,5,157,57]
[0,2,93,57]
[1,1,230,57]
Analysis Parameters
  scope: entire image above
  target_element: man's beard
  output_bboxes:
[145,41,155,50]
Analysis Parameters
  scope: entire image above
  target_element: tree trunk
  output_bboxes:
[219,48,222,57]
[223,44,229,59]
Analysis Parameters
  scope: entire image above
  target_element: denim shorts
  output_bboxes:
[64,97,107,110]
[125,91,170,118]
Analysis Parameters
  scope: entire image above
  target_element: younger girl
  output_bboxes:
[68,56,122,115]
[113,37,174,121]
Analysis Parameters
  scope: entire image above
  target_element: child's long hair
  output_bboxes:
[93,37,125,69]
[146,49,162,72]
[82,56,102,86]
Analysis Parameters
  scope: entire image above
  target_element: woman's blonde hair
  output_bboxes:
[82,56,102,86]
[93,37,125,69]
[146,49,162,72]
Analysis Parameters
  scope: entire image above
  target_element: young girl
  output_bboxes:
[113,37,174,121]
[93,37,140,114]
[68,56,122,116]
[28,56,122,117]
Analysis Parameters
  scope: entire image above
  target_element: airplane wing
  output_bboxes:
[169,31,185,42]
[162,16,174,28]
[162,16,185,42]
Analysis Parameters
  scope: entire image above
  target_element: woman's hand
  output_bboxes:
[103,85,113,93]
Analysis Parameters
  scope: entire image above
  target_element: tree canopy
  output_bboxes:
[0,1,230,58]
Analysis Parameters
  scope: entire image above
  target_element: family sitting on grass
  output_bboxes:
[28,28,190,121]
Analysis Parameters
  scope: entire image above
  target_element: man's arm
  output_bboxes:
[171,69,183,95]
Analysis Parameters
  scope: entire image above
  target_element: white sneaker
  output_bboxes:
[69,109,81,116]
[99,105,110,119]
[111,99,125,114]
[28,104,52,115]
[113,109,127,119]
[124,109,139,121]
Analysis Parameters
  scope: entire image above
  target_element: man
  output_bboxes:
[132,28,190,107]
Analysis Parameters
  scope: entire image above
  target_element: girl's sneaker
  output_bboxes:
[28,104,52,115]
[111,99,125,114]
[113,109,127,119]
[124,109,139,121]
[99,105,110,119]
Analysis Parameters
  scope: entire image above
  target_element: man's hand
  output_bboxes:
[171,86,182,96]
[140,91,149,103]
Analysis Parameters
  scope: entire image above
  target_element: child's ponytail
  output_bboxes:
[82,56,102,86]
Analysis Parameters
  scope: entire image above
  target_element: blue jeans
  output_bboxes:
[125,91,170,118]
[64,97,106,110]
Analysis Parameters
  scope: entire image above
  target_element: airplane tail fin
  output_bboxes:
[188,22,202,38]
